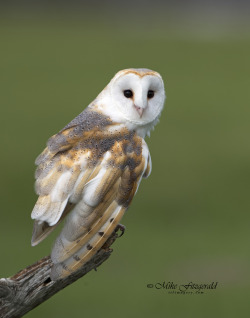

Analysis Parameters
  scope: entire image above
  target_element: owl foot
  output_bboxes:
[115,224,126,237]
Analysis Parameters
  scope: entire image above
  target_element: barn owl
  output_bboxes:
[31,68,166,280]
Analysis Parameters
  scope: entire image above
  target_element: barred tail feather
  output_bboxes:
[51,179,120,264]
[50,205,125,280]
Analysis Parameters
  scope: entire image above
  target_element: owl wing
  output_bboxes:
[31,109,113,244]
[31,109,151,280]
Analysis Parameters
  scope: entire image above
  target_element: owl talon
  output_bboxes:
[115,224,126,237]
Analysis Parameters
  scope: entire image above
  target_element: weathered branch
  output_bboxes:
[0,229,122,318]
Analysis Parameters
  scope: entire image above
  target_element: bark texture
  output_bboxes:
[0,229,120,318]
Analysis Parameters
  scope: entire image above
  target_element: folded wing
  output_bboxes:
[31,109,151,279]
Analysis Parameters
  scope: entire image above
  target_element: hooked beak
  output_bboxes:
[134,105,144,117]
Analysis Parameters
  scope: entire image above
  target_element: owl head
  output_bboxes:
[94,68,166,137]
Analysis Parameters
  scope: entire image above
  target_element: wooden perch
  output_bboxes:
[0,228,122,318]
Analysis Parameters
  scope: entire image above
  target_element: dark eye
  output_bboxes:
[124,90,133,98]
[147,90,154,99]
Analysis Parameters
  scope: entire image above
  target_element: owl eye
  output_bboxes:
[147,90,154,99]
[123,90,133,98]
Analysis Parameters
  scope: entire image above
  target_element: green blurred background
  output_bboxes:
[1,1,250,317]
